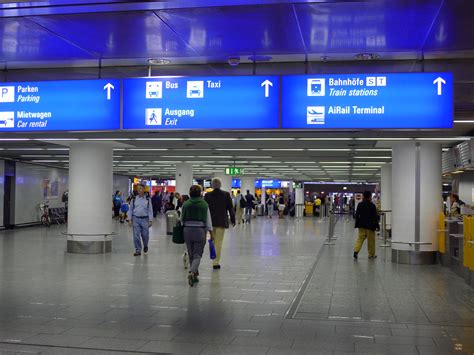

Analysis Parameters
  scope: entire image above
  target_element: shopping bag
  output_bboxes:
[172,223,184,244]
[208,239,217,259]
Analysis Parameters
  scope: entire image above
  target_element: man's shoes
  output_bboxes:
[369,255,378,259]
[213,265,221,270]
[188,273,194,287]
[144,246,148,254]
[353,251,358,260]
[193,275,199,283]
[134,251,141,256]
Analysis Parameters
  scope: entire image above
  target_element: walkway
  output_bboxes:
[0,215,472,354]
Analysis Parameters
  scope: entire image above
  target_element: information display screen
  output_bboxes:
[255,179,281,189]
[122,76,279,129]
[0,79,120,131]
[281,73,453,129]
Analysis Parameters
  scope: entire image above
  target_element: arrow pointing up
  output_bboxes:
[261,79,273,98]
[433,77,446,96]
[103,83,115,100]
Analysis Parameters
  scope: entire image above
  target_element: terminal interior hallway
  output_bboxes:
[0,215,473,355]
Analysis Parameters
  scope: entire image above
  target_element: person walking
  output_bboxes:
[151,191,161,218]
[244,190,255,223]
[128,182,153,256]
[266,195,275,218]
[119,196,130,223]
[112,191,123,220]
[353,191,380,260]
[205,178,236,269]
[181,185,212,286]
[278,194,285,219]
[235,189,245,224]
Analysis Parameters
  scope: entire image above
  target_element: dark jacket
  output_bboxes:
[245,193,255,208]
[354,200,379,231]
[205,188,236,228]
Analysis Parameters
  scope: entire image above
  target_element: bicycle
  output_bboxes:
[38,201,51,227]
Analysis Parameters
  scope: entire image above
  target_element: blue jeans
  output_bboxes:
[132,217,149,252]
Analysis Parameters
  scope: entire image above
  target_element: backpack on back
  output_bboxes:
[239,195,246,208]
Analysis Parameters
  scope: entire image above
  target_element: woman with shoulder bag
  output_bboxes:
[181,185,213,287]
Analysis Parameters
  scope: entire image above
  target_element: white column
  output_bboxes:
[213,172,232,193]
[67,142,114,253]
[175,163,193,196]
[458,171,474,205]
[295,187,304,204]
[288,181,294,194]
[381,164,392,226]
[295,187,304,217]
[241,176,255,196]
[392,142,441,264]
[261,186,266,205]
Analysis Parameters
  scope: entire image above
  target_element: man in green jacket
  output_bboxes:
[181,185,213,286]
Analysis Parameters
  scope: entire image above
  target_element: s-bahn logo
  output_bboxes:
[307,78,325,96]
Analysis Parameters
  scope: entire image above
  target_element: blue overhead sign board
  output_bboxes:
[0,79,120,131]
[255,179,281,189]
[281,73,453,129]
[122,76,279,129]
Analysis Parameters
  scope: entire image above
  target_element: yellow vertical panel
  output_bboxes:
[438,213,446,254]
[466,217,474,271]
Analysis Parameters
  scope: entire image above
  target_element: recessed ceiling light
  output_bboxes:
[147,58,171,65]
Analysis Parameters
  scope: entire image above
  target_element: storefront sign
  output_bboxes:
[0,79,120,131]
[122,76,279,129]
[281,73,453,129]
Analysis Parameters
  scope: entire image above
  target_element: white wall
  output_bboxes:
[113,174,130,198]
[15,162,68,225]
[458,171,474,205]
[0,160,4,227]
[12,162,130,226]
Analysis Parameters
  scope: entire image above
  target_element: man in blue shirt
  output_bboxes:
[128,182,154,256]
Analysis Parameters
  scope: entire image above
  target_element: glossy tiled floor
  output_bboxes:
[0,215,472,355]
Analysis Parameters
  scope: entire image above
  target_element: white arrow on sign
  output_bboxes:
[433,77,446,96]
[103,83,115,100]
[261,79,273,97]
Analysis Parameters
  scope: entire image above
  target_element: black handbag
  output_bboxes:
[172,222,184,244]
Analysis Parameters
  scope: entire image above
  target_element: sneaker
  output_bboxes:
[183,252,189,269]
[188,273,194,287]
[134,252,141,256]
[144,246,148,254]
[213,265,221,270]
[368,255,378,259]
[353,251,358,260]
[193,275,199,283]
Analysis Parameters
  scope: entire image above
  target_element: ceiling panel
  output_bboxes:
[27,11,198,60]
[157,4,305,57]
[294,1,442,56]
[423,0,474,52]
[0,17,94,62]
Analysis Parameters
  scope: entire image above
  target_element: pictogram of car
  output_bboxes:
[190,89,201,96]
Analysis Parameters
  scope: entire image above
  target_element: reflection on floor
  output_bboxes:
[0,215,472,354]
